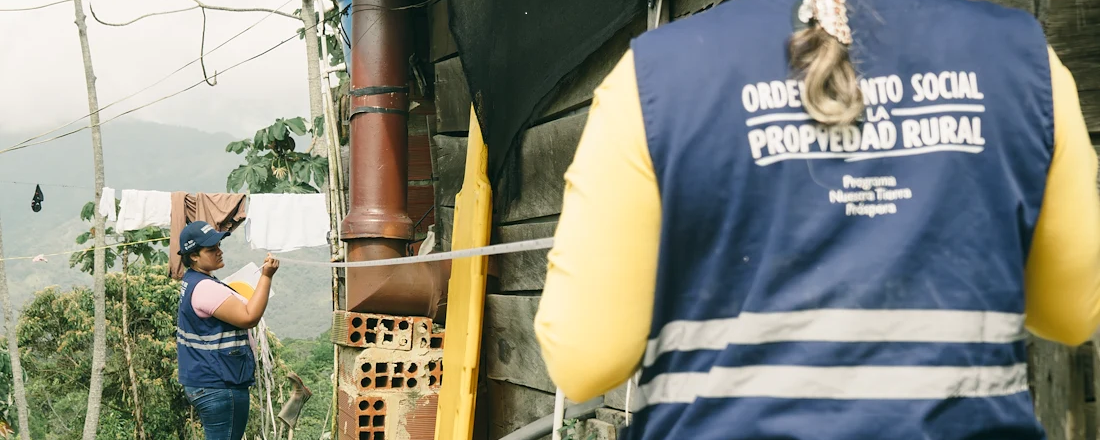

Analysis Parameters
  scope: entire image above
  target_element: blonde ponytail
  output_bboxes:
[789,0,863,126]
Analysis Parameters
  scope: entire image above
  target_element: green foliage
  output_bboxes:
[273,331,335,439]
[225,118,329,194]
[0,348,14,434]
[17,265,189,439]
[229,2,347,197]
[9,261,336,439]
[559,418,598,440]
[233,329,335,440]
[68,202,169,275]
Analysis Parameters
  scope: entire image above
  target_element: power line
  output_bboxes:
[0,180,92,190]
[0,0,70,12]
[347,0,439,12]
[0,236,169,262]
[7,0,296,150]
[0,3,324,156]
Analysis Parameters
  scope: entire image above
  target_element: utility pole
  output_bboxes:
[300,0,325,152]
[0,215,32,440]
[71,0,110,437]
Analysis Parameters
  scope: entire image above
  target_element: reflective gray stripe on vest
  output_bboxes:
[176,337,250,351]
[644,309,1026,367]
[177,327,248,342]
[641,363,1028,404]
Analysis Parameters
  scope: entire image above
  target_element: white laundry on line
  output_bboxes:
[99,187,116,222]
[246,193,331,253]
[115,189,172,232]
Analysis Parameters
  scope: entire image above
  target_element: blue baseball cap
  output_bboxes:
[178,221,230,255]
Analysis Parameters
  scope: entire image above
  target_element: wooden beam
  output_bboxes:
[437,205,454,252]
[429,0,458,63]
[1028,336,1089,439]
[1044,0,1100,132]
[484,294,557,392]
[541,16,646,120]
[486,379,559,439]
[431,135,467,207]
[434,57,472,134]
[482,293,641,414]
[494,222,556,293]
[495,114,588,224]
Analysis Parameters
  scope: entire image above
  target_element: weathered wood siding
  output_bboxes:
[1046,1,1099,132]
[428,5,646,435]
[1027,1,1100,438]
[427,0,1100,438]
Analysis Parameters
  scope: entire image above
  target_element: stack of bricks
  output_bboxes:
[333,311,445,440]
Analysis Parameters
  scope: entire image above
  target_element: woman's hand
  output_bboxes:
[262,253,280,278]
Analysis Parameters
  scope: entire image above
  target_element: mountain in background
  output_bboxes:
[0,120,333,339]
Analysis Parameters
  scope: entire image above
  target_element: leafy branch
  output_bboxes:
[225,117,329,194]
[558,418,598,440]
[69,202,169,276]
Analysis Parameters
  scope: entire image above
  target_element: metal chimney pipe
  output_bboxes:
[343,0,412,241]
[342,0,447,317]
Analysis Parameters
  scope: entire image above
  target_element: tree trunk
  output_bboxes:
[71,0,110,438]
[120,249,146,440]
[301,0,325,152]
[0,216,32,440]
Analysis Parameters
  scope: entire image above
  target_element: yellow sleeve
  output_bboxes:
[533,49,661,402]
[1024,47,1100,346]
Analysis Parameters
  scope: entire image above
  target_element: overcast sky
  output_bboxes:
[0,0,316,138]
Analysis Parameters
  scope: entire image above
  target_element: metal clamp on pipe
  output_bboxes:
[350,85,409,96]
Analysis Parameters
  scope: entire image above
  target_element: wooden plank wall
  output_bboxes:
[426,0,1100,439]
[428,3,647,437]
[1027,1,1100,439]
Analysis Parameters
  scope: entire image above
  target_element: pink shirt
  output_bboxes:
[191,279,256,350]
[191,279,245,318]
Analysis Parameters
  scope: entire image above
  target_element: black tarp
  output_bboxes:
[447,0,644,207]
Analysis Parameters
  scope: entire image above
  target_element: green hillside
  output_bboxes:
[0,121,333,339]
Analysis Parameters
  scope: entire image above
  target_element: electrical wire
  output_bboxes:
[5,0,296,151]
[0,0,70,12]
[0,180,91,189]
[0,10,329,156]
[0,236,169,262]
[347,0,439,12]
[13,0,426,150]
[89,3,199,27]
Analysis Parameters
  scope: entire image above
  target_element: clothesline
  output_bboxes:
[0,180,92,190]
[4,189,332,277]
[0,236,169,262]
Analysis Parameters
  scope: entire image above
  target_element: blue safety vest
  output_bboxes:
[176,270,256,389]
[626,0,1052,438]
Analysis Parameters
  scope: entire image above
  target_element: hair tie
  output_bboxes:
[798,0,852,45]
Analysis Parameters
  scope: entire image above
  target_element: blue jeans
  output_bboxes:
[184,386,250,440]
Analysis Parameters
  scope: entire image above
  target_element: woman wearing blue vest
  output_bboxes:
[535,0,1100,438]
[176,221,279,440]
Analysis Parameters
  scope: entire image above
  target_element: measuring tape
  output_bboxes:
[276,237,556,268]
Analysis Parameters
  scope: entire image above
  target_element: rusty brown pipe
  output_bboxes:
[343,0,412,241]
[343,0,448,318]
[345,242,452,318]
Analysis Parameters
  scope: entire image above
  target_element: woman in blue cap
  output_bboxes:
[175,220,279,440]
